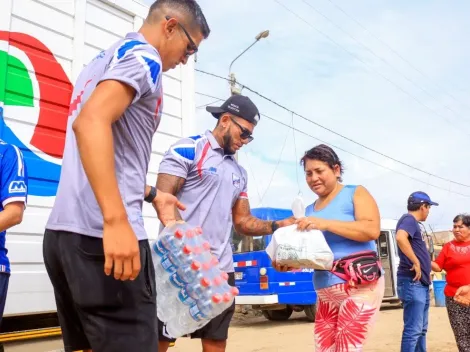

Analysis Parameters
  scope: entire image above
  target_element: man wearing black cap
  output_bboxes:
[395,191,439,352]
[150,94,294,352]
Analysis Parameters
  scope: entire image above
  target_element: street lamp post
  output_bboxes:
[228,30,269,95]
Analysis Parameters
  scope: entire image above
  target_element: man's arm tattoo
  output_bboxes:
[156,173,186,195]
[156,173,186,221]
[233,199,274,236]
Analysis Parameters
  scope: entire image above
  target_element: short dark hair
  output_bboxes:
[453,213,470,227]
[148,0,210,39]
[300,144,344,182]
[407,203,425,212]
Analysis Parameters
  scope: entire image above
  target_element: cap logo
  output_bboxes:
[254,114,260,122]
[228,103,240,112]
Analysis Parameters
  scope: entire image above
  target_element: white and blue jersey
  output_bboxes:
[0,140,28,273]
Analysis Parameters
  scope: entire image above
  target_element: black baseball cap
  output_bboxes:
[408,191,439,206]
[206,95,261,126]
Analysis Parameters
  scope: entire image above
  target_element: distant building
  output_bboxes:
[433,231,453,246]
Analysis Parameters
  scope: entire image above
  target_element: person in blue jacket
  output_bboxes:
[0,139,28,328]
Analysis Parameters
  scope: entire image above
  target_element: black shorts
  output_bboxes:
[158,272,236,343]
[43,229,157,352]
[0,272,10,325]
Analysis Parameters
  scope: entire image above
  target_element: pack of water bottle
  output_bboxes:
[151,222,239,338]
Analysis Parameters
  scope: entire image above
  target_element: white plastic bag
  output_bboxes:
[265,196,334,270]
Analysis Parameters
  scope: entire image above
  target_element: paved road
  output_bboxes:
[4,306,458,352]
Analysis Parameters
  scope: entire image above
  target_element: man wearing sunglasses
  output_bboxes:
[43,1,210,351]
[153,95,295,352]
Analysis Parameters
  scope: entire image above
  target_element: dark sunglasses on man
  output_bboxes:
[165,15,198,57]
[230,116,254,143]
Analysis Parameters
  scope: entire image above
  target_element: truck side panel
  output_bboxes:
[0,0,195,316]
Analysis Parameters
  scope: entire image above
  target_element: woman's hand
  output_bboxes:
[272,261,293,272]
[295,216,328,231]
[454,285,470,306]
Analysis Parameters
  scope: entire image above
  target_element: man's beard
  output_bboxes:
[222,130,235,155]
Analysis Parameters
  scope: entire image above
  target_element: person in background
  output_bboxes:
[395,191,438,352]
[0,140,28,342]
[292,144,384,352]
[431,214,470,352]
[42,1,210,351]
[154,95,295,352]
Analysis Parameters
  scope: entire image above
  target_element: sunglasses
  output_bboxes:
[165,16,198,57]
[230,117,254,143]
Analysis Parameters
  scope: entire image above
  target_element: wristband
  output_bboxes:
[271,221,279,233]
[144,186,157,203]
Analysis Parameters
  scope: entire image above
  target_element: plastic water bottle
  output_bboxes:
[161,228,185,251]
[177,261,203,284]
[168,245,193,267]
[154,222,239,337]
[152,239,169,258]
[166,294,224,337]
[185,277,211,300]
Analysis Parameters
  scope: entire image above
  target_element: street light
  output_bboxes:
[228,30,270,95]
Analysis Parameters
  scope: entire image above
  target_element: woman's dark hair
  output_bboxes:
[453,214,470,227]
[300,144,344,182]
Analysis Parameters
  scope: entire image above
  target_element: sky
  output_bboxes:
[144,0,470,231]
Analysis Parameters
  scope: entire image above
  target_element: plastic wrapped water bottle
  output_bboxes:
[166,294,224,337]
[153,222,239,337]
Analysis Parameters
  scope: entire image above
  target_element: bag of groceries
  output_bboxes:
[265,195,334,270]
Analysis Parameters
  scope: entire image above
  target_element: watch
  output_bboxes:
[271,221,279,233]
[144,186,157,203]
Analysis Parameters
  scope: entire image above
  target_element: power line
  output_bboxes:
[196,98,223,109]
[195,90,470,197]
[195,71,470,189]
[196,89,470,197]
[326,0,470,112]
[259,124,291,203]
[272,0,468,135]
[300,0,469,121]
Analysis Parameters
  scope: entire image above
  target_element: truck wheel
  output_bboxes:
[262,307,293,321]
[304,304,316,322]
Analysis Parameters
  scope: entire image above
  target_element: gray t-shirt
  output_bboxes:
[158,130,249,272]
[47,32,163,240]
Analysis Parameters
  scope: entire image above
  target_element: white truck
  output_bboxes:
[0,0,196,322]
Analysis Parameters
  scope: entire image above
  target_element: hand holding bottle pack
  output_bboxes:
[265,195,334,270]
[151,223,239,338]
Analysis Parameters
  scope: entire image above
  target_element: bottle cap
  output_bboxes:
[182,245,191,255]
[210,256,219,265]
[186,229,195,238]
[174,229,184,239]
[202,242,211,251]
[221,272,229,281]
[201,278,211,287]
[195,226,203,235]
[231,287,239,296]
[191,261,201,271]
[212,294,222,304]
[193,246,203,255]
[213,277,222,286]
[223,293,232,303]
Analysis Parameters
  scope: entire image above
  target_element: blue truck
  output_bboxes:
[232,207,409,322]
[231,207,317,321]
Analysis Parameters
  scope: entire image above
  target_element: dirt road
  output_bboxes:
[5,306,458,351]
[172,306,457,352]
